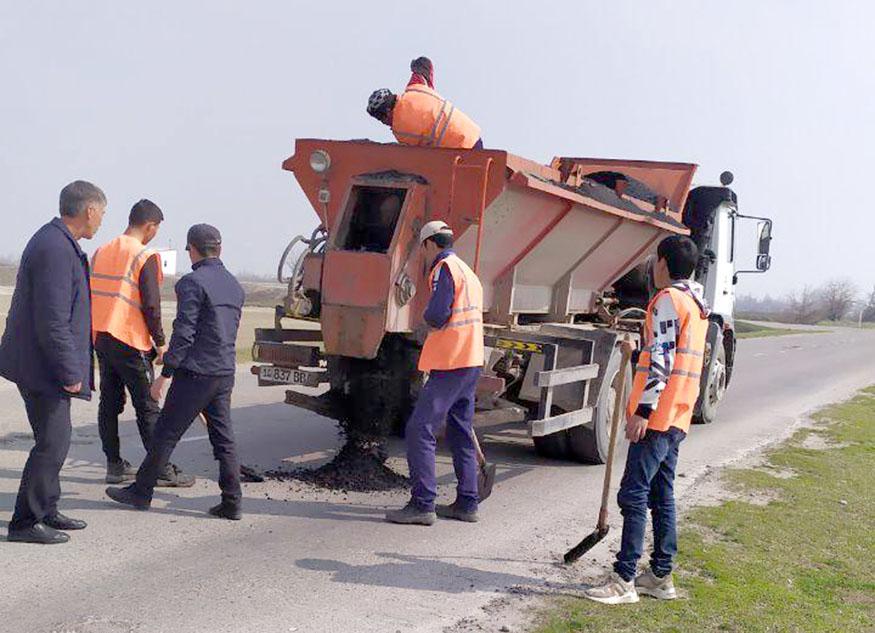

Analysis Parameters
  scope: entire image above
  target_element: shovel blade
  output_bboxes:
[478,462,497,502]
[563,525,610,565]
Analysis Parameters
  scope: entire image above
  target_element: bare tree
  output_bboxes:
[785,286,822,325]
[863,285,875,323]
[820,279,857,322]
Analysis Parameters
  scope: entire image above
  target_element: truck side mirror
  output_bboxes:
[756,220,772,271]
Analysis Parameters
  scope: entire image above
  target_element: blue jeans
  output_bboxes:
[406,367,481,513]
[613,427,686,582]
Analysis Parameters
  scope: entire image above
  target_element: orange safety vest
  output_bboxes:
[91,234,163,352]
[392,85,481,149]
[626,286,709,433]
[419,254,485,372]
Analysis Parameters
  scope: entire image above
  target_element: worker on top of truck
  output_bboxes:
[386,220,484,526]
[585,235,709,605]
[366,56,483,150]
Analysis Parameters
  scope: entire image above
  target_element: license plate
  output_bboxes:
[259,365,321,387]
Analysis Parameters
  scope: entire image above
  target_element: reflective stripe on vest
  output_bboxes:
[90,235,163,352]
[418,254,485,372]
[626,287,709,433]
[391,86,481,149]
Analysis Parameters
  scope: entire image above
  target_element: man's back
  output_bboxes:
[163,258,244,378]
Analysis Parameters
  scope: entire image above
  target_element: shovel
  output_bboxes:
[563,338,632,564]
[196,412,265,482]
[471,430,497,502]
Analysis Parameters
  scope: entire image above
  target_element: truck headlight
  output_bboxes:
[309,150,331,173]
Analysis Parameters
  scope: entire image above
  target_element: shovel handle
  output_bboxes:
[597,336,633,528]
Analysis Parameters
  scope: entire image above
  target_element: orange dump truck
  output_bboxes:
[252,140,773,463]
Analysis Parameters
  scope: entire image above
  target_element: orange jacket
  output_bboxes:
[392,85,481,149]
[91,235,163,352]
[627,286,709,433]
[419,254,485,371]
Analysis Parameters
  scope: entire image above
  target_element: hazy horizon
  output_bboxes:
[2,1,873,299]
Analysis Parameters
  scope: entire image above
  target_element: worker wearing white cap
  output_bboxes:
[386,220,485,526]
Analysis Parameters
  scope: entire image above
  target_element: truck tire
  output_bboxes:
[533,430,570,460]
[694,341,727,424]
[566,345,632,464]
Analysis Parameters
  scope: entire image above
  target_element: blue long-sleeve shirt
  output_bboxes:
[161,258,245,378]
[423,250,455,328]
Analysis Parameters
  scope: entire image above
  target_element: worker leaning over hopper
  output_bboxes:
[366,56,483,150]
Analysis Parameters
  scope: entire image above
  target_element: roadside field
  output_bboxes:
[536,387,875,633]
[736,320,825,339]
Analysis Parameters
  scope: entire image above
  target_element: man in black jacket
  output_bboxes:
[0,180,106,544]
[106,224,246,520]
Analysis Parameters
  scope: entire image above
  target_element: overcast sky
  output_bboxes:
[1,1,872,299]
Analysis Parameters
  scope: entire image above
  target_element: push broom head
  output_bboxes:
[563,524,610,565]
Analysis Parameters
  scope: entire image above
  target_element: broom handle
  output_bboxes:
[597,337,633,529]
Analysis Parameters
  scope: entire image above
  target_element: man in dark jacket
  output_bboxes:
[106,224,246,520]
[0,180,106,544]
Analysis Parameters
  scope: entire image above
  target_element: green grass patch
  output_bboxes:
[536,388,875,633]
[736,320,825,339]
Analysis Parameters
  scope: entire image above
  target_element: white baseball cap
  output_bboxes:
[420,220,453,244]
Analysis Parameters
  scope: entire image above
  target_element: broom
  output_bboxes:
[563,338,632,564]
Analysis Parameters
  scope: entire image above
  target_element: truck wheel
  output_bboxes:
[566,345,631,464]
[533,430,569,460]
[694,341,727,424]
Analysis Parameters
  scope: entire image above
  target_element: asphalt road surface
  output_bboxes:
[1,326,873,633]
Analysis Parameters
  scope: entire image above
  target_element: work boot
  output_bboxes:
[43,512,87,531]
[635,568,678,600]
[436,500,479,523]
[106,459,136,484]
[208,501,242,521]
[385,501,436,526]
[105,485,151,511]
[7,523,70,545]
[156,463,195,488]
[583,572,640,605]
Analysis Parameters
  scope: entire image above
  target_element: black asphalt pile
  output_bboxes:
[266,445,409,492]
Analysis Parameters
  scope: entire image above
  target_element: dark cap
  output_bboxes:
[186,223,222,253]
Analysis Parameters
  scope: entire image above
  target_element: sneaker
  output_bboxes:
[156,463,196,488]
[583,572,640,605]
[436,500,479,523]
[635,568,678,600]
[208,501,242,521]
[385,501,436,526]
[105,485,151,511]
[106,459,136,484]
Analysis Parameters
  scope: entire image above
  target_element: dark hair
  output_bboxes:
[128,199,164,227]
[427,233,453,249]
[59,180,106,218]
[657,235,698,280]
[199,243,221,257]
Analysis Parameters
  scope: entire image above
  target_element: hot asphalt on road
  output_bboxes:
[1,325,873,633]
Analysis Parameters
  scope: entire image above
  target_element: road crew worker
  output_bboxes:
[366,56,483,150]
[585,235,709,605]
[106,224,246,520]
[386,220,485,526]
[1,180,105,544]
[91,199,193,488]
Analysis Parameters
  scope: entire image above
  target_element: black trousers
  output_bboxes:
[133,372,241,503]
[95,332,160,463]
[10,388,72,530]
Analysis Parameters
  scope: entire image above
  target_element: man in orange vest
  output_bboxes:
[585,235,709,605]
[91,200,193,488]
[366,56,483,150]
[386,220,484,526]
